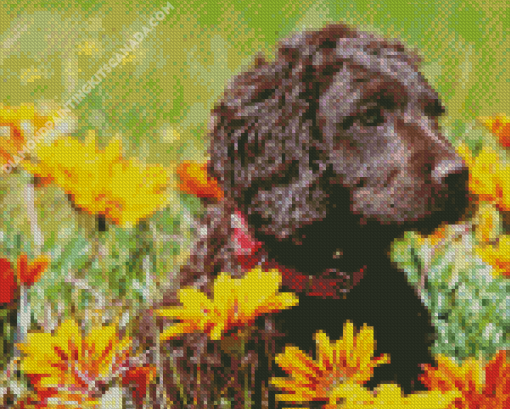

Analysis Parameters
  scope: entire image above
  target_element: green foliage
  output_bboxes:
[392,230,510,362]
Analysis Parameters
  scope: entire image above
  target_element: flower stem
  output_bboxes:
[15,286,29,358]
[24,181,43,253]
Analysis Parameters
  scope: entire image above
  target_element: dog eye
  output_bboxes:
[359,108,384,127]
[341,115,356,130]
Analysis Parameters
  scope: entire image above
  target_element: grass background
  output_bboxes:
[0,0,509,406]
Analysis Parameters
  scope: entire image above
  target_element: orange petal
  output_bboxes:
[176,161,224,201]
[122,365,157,406]
[17,254,50,287]
[483,350,510,398]
[0,258,18,304]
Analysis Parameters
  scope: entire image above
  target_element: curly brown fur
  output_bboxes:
[140,22,470,408]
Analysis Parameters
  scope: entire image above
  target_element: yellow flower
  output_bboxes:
[455,143,510,212]
[469,145,503,203]
[22,131,175,228]
[156,266,299,341]
[107,157,174,228]
[17,319,132,394]
[327,382,460,409]
[478,114,510,148]
[22,131,122,214]
[270,321,390,405]
[475,235,510,278]
[419,350,510,409]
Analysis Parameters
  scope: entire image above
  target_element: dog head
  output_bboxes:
[208,23,469,251]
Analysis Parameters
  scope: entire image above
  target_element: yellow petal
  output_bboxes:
[159,323,196,341]
[315,330,334,371]
[53,319,83,358]
[455,143,473,169]
[337,322,355,366]
[178,288,215,312]
[210,321,227,341]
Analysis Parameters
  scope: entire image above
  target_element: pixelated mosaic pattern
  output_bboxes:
[0,1,508,408]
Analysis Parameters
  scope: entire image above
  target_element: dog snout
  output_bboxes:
[431,159,468,185]
[431,157,470,226]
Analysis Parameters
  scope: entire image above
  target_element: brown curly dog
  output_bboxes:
[140,22,470,409]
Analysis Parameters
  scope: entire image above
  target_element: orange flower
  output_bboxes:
[419,350,510,409]
[270,321,390,405]
[16,254,50,287]
[17,319,133,408]
[23,132,175,228]
[156,266,298,341]
[176,161,224,201]
[0,258,18,304]
[122,365,157,406]
[478,114,510,148]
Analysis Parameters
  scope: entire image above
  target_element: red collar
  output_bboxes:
[232,209,365,299]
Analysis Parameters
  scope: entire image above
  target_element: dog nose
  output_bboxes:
[432,159,468,185]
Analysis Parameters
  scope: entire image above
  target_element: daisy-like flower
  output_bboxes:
[478,114,510,148]
[176,161,224,202]
[155,266,299,341]
[22,131,123,215]
[327,382,460,409]
[270,321,390,406]
[419,350,510,409]
[22,131,175,228]
[107,156,175,228]
[17,319,133,407]
[0,254,50,304]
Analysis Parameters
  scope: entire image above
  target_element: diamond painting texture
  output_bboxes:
[0,1,509,408]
